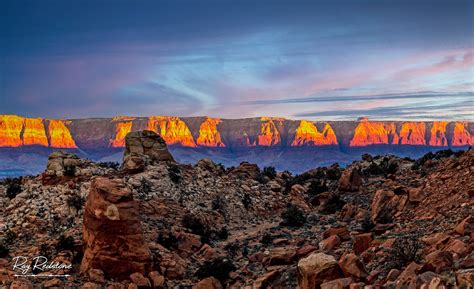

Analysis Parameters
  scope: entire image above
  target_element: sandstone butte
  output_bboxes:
[398,122,426,145]
[0,115,77,148]
[1,114,473,148]
[253,117,282,146]
[452,121,474,146]
[196,117,225,147]
[428,121,448,146]
[349,118,399,146]
[147,116,197,147]
[110,121,134,148]
[292,120,338,146]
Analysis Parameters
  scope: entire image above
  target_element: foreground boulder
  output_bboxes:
[42,151,98,184]
[81,177,153,279]
[297,252,342,289]
[123,130,174,173]
[338,167,362,192]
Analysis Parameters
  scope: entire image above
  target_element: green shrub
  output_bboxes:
[281,204,306,227]
[262,166,277,179]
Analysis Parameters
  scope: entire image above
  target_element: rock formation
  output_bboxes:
[81,177,153,280]
[123,130,174,173]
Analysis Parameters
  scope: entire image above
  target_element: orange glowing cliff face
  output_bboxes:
[110,121,133,148]
[399,122,426,145]
[0,115,25,147]
[22,118,49,146]
[452,122,474,146]
[350,119,399,146]
[197,118,225,147]
[428,121,448,146]
[48,120,77,148]
[254,117,281,146]
[147,116,196,147]
[292,120,338,146]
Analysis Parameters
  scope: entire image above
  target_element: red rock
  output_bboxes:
[193,277,222,289]
[175,231,202,257]
[9,281,33,289]
[148,271,165,288]
[454,216,474,235]
[353,233,372,255]
[159,253,187,280]
[338,167,362,192]
[320,277,353,289]
[88,269,105,284]
[408,187,423,203]
[456,269,474,288]
[338,253,368,279]
[323,226,350,241]
[253,270,281,289]
[421,232,450,246]
[80,177,153,280]
[398,262,421,281]
[82,282,100,289]
[424,251,453,273]
[444,239,468,256]
[387,269,400,281]
[371,189,407,223]
[297,252,343,289]
[267,247,297,265]
[319,235,341,252]
[297,245,318,258]
[129,272,151,288]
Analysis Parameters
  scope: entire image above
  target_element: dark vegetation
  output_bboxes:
[67,194,85,211]
[4,177,22,199]
[412,149,463,170]
[168,164,182,183]
[196,257,236,284]
[280,204,306,227]
[56,235,75,251]
[362,157,398,176]
[97,161,120,170]
[261,166,277,179]
[360,212,375,233]
[181,213,228,244]
[64,165,76,177]
[321,194,346,214]
[389,234,424,269]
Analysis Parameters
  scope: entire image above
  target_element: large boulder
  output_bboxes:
[123,130,174,173]
[338,167,362,192]
[42,151,98,184]
[228,162,261,180]
[297,252,343,289]
[370,189,407,223]
[80,177,153,280]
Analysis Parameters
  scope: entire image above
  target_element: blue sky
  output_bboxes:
[1,0,473,120]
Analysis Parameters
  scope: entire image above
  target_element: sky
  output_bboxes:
[0,0,473,120]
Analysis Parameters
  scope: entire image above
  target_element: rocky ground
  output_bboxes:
[0,130,473,289]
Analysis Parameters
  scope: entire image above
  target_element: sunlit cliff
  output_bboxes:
[253,117,282,146]
[110,121,134,148]
[399,122,426,145]
[47,120,77,148]
[428,121,448,146]
[147,116,196,147]
[0,115,77,148]
[292,120,338,146]
[350,118,399,146]
[196,117,225,147]
[452,122,474,146]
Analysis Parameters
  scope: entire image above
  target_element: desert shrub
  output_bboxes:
[0,243,9,258]
[5,177,22,199]
[217,227,229,240]
[97,161,120,170]
[307,180,328,197]
[412,149,456,170]
[66,194,85,211]
[64,165,76,177]
[326,164,342,180]
[157,233,178,250]
[262,166,277,179]
[212,196,225,211]
[182,214,208,236]
[281,204,306,227]
[363,157,398,176]
[321,194,346,214]
[137,178,152,197]
[376,209,393,224]
[3,230,16,245]
[224,243,239,256]
[360,212,375,233]
[389,235,423,269]
[196,257,236,284]
[56,235,75,251]
[242,194,252,209]
[168,164,182,183]
[261,232,274,246]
